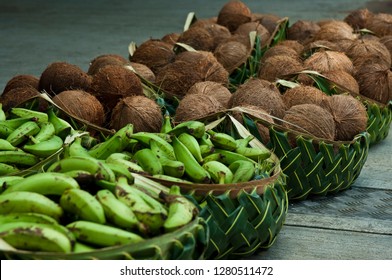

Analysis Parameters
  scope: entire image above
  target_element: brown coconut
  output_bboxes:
[303,50,355,75]
[110,95,163,133]
[174,94,224,122]
[176,27,215,52]
[354,63,392,104]
[259,55,304,82]
[287,20,321,45]
[323,70,360,94]
[90,64,144,112]
[87,54,129,75]
[216,0,252,32]
[366,13,392,37]
[251,13,281,35]
[233,21,271,48]
[380,35,392,61]
[277,40,305,55]
[2,74,39,95]
[229,78,286,119]
[186,81,232,108]
[345,38,391,70]
[213,40,249,74]
[282,103,336,141]
[0,87,41,112]
[52,90,105,127]
[161,33,180,46]
[260,45,300,63]
[344,8,374,30]
[130,39,175,74]
[324,94,368,141]
[190,22,232,50]
[282,85,329,109]
[313,20,357,42]
[303,40,340,54]
[38,61,92,95]
[129,62,156,83]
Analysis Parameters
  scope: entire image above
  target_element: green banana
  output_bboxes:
[160,114,173,133]
[6,120,40,146]
[235,134,255,148]
[235,146,271,161]
[22,135,63,157]
[131,131,175,160]
[149,138,175,161]
[207,130,238,151]
[162,185,197,232]
[0,191,63,221]
[212,149,256,165]
[0,221,72,253]
[0,176,24,193]
[229,160,256,183]
[202,152,223,163]
[202,160,233,184]
[0,104,6,121]
[72,242,96,253]
[29,121,56,144]
[133,148,163,175]
[105,157,146,174]
[63,169,96,185]
[199,132,214,146]
[0,212,58,225]
[0,150,40,166]
[96,189,140,230]
[178,132,203,163]
[46,156,116,182]
[10,107,49,123]
[2,172,80,196]
[199,144,215,158]
[0,139,18,151]
[105,162,135,183]
[47,107,73,140]
[63,136,92,158]
[105,152,132,162]
[149,139,185,178]
[60,188,106,224]
[0,117,34,130]
[0,123,15,138]
[151,174,193,184]
[0,163,20,176]
[66,220,144,247]
[172,136,211,184]
[167,120,206,138]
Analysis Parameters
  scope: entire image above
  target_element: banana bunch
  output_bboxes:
[0,104,75,175]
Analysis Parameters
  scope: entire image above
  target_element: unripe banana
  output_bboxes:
[0,163,20,176]
[29,121,56,144]
[133,148,163,175]
[106,157,146,174]
[2,172,80,196]
[234,146,271,161]
[22,135,63,157]
[96,189,140,230]
[131,132,175,160]
[151,174,193,184]
[213,149,256,165]
[178,132,203,163]
[149,139,185,178]
[0,117,33,130]
[60,188,106,224]
[6,121,40,146]
[149,138,175,161]
[172,136,211,184]
[72,242,96,253]
[0,139,18,151]
[0,150,40,166]
[10,108,49,123]
[235,134,255,148]
[199,144,215,158]
[0,176,24,193]
[0,191,63,221]
[47,107,73,140]
[0,212,58,225]
[168,120,206,138]
[207,130,238,151]
[198,132,214,146]
[64,136,92,158]
[160,114,173,133]
[0,123,14,138]
[66,220,144,248]
[105,162,135,183]
[0,221,72,253]
[229,160,256,183]
[202,160,233,184]
[0,104,5,121]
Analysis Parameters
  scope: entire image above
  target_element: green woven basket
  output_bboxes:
[0,217,208,260]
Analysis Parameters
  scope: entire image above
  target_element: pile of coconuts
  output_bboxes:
[1,0,391,144]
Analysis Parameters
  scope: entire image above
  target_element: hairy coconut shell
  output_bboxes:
[110,96,163,133]
[52,90,105,127]
[344,8,374,30]
[287,20,321,45]
[190,22,232,50]
[324,94,368,141]
[323,70,360,94]
[259,55,304,82]
[303,50,355,75]
[2,74,39,95]
[304,40,340,54]
[217,0,252,32]
[161,33,180,46]
[38,61,92,95]
[130,39,175,74]
[213,40,249,74]
[282,85,329,109]
[0,87,41,112]
[261,45,300,63]
[252,13,281,35]
[87,54,128,75]
[174,94,224,122]
[90,65,143,112]
[277,40,305,55]
[283,103,336,141]
[366,12,392,36]
[177,27,215,52]
[129,62,156,83]
[229,78,286,119]
[380,35,392,61]
[233,21,271,48]
[186,81,232,108]
[345,38,391,69]
[354,63,392,104]
[313,20,357,42]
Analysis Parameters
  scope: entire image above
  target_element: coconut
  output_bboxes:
[129,62,156,83]
[213,40,249,74]
[282,103,336,141]
[344,8,374,30]
[259,55,304,82]
[252,13,281,35]
[323,70,360,94]
[0,87,41,112]
[161,33,180,46]
[52,90,105,127]
[90,64,144,112]
[303,40,340,54]
[38,61,92,95]
[229,78,286,119]
[176,27,215,52]
[233,21,271,48]
[186,81,232,108]
[260,45,300,63]
[303,50,355,75]
[287,20,321,45]
[366,12,392,37]
[282,85,329,109]
[190,22,232,50]
[325,94,368,141]
[380,35,392,61]
[130,39,175,74]
[174,94,224,122]
[216,0,252,32]
[354,63,392,104]
[87,54,129,75]
[191,17,218,28]
[345,38,391,70]
[2,74,39,95]
[110,96,163,133]
[313,20,357,42]
[277,40,305,55]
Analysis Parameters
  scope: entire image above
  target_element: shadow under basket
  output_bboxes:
[0,217,208,260]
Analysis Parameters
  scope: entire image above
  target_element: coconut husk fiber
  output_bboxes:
[52,90,105,127]
[0,87,41,112]
[161,33,180,47]
[324,94,368,141]
[366,12,392,37]
[303,50,355,75]
[2,74,39,95]
[213,40,250,74]
[188,22,232,50]
[251,13,281,35]
[233,21,271,48]
[216,0,252,32]
[174,94,225,122]
[277,40,305,55]
[87,54,129,75]
[282,85,330,109]
[287,20,321,45]
[260,45,300,63]
[229,77,286,119]
[344,8,374,30]
[323,70,360,94]
[186,81,232,108]
[38,61,92,95]
[258,55,304,82]
[313,20,358,42]
[176,27,215,52]
[90,64,144,113]
[110,95,163,133]
[128,62,156,83]
[380,35,392,61]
